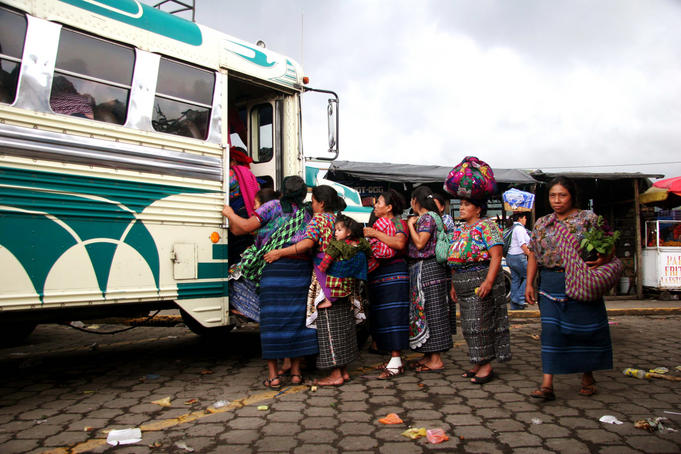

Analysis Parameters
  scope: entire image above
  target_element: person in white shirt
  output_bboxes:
[507,213,531,310]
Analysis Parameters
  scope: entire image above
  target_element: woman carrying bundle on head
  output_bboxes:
[266,186,360,387]
[406,186,452,373]
[363,189,410,379]
[445,156,511,385]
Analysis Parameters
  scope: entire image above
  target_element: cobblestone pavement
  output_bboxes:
[1,315,680,453]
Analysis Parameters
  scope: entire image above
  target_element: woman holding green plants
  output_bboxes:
[525,176,614,401]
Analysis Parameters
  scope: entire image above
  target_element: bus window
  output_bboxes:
[152,57,214,140]
[50,28,133,124]
[250,103,273,162]
[0,7,26,105]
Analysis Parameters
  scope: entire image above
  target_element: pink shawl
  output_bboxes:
[232,165,259,217]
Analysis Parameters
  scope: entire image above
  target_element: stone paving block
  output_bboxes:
[498,430,545,448]
[43,430,90,446]
[112,413,150,426]
[459,440,504,454]
[228,416,266,430]
[512,448,555,454]
[444,414,483,426]
[338,422,375,436]
[453,424,494,439]
[440,404,472,414]
[374,427,408,441]
[0,438,40,453]
[338,411,372,422]
[528,422,571,438]
[0,420,34,434]
[339,401,369,412]
[597,446,643,454]
[338,435,378,452]
[474,407,513,419]
[268,410,305,421]
[296,429,339,444]
[262,421,302,436]
[427,385,458,395]
[576,428,623,444]
[401,399,434,410]
[379,441,424,454]
[218,429,259,444]
[301,416,340,429]
[488,418,526,432]
[67,417,108,431]
[544,438,591,453]
[294,444,339,454]
[626,435,680,453]
[466,398,502,408]
[405,409,443,421]
[185,423,225,437]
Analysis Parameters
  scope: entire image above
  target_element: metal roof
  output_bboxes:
[328,161,537,184]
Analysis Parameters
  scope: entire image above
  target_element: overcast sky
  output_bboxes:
[155,0,681,179]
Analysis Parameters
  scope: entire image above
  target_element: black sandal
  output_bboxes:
[263,376,282,389]
[290,374,304,385]
[470,370,495,385]
[530,386,556,401]
[462,370,478,378]
[377,366,404,380]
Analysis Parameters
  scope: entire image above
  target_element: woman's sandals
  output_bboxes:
[579,378,597,396]
[530,386,556,401]
[263,376,282,390]
[377,365,404,380]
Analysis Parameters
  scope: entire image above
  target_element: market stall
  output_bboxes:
[642,220,681,290]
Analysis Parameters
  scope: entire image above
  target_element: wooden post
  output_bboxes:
[633,179,643,299]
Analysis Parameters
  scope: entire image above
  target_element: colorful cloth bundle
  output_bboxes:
[443,156,496,200]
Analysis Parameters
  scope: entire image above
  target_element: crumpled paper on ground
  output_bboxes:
[599,415,623,424]
[401,427,427,439]
[378,413,403,424]
[635,417,674,432]
[106,428,142,446]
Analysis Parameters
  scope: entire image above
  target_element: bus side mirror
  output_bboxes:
[327,98,338,152]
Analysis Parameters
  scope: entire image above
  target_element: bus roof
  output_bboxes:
[4,0,304,91]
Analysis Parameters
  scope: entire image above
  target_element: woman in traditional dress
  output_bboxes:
[448,198,511,384]
[363,189,410,379]
[525,176,612,401]
[227,147,260,265]
[406,186,452,372]
[266,185,359,386]
[223,175,316,389]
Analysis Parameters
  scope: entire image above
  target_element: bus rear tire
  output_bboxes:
[0,322,37,346]
[180,310,234,337]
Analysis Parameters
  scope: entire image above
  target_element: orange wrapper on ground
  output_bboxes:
[378,413,404,424]
[426,428,449,444]
[401,427,427,439]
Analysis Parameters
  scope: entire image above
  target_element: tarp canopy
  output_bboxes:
[328,161,537,184]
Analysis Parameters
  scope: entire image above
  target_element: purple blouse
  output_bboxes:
[408,213,437,259]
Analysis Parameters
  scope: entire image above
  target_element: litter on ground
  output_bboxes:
[151,397,171,407]
[106,428,142,446]
[378,413,404,424]
[599,415,624,425]
[401,428,427,439]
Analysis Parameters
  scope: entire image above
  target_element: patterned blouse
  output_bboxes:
[369,216,400,259]
[303,212,336,253]
[408,213,438,259]
[228,168,244,211]
[254,200,308,249]
[529,210,598,268]
[447,217,503,267]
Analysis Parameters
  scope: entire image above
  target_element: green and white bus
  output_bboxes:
[0,0,348,340]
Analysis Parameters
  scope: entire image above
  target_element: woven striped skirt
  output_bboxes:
[410,258,452,354]
[259,258,319,360]
[453,266,511,365]
[316,298,359,369]
[368,258,410,352]
[539,269,612,374]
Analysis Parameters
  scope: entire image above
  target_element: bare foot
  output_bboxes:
[318,300,332,309]
[314,376,344,386]
[343,372,350,381]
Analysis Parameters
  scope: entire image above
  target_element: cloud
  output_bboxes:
[155,0,681,178]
